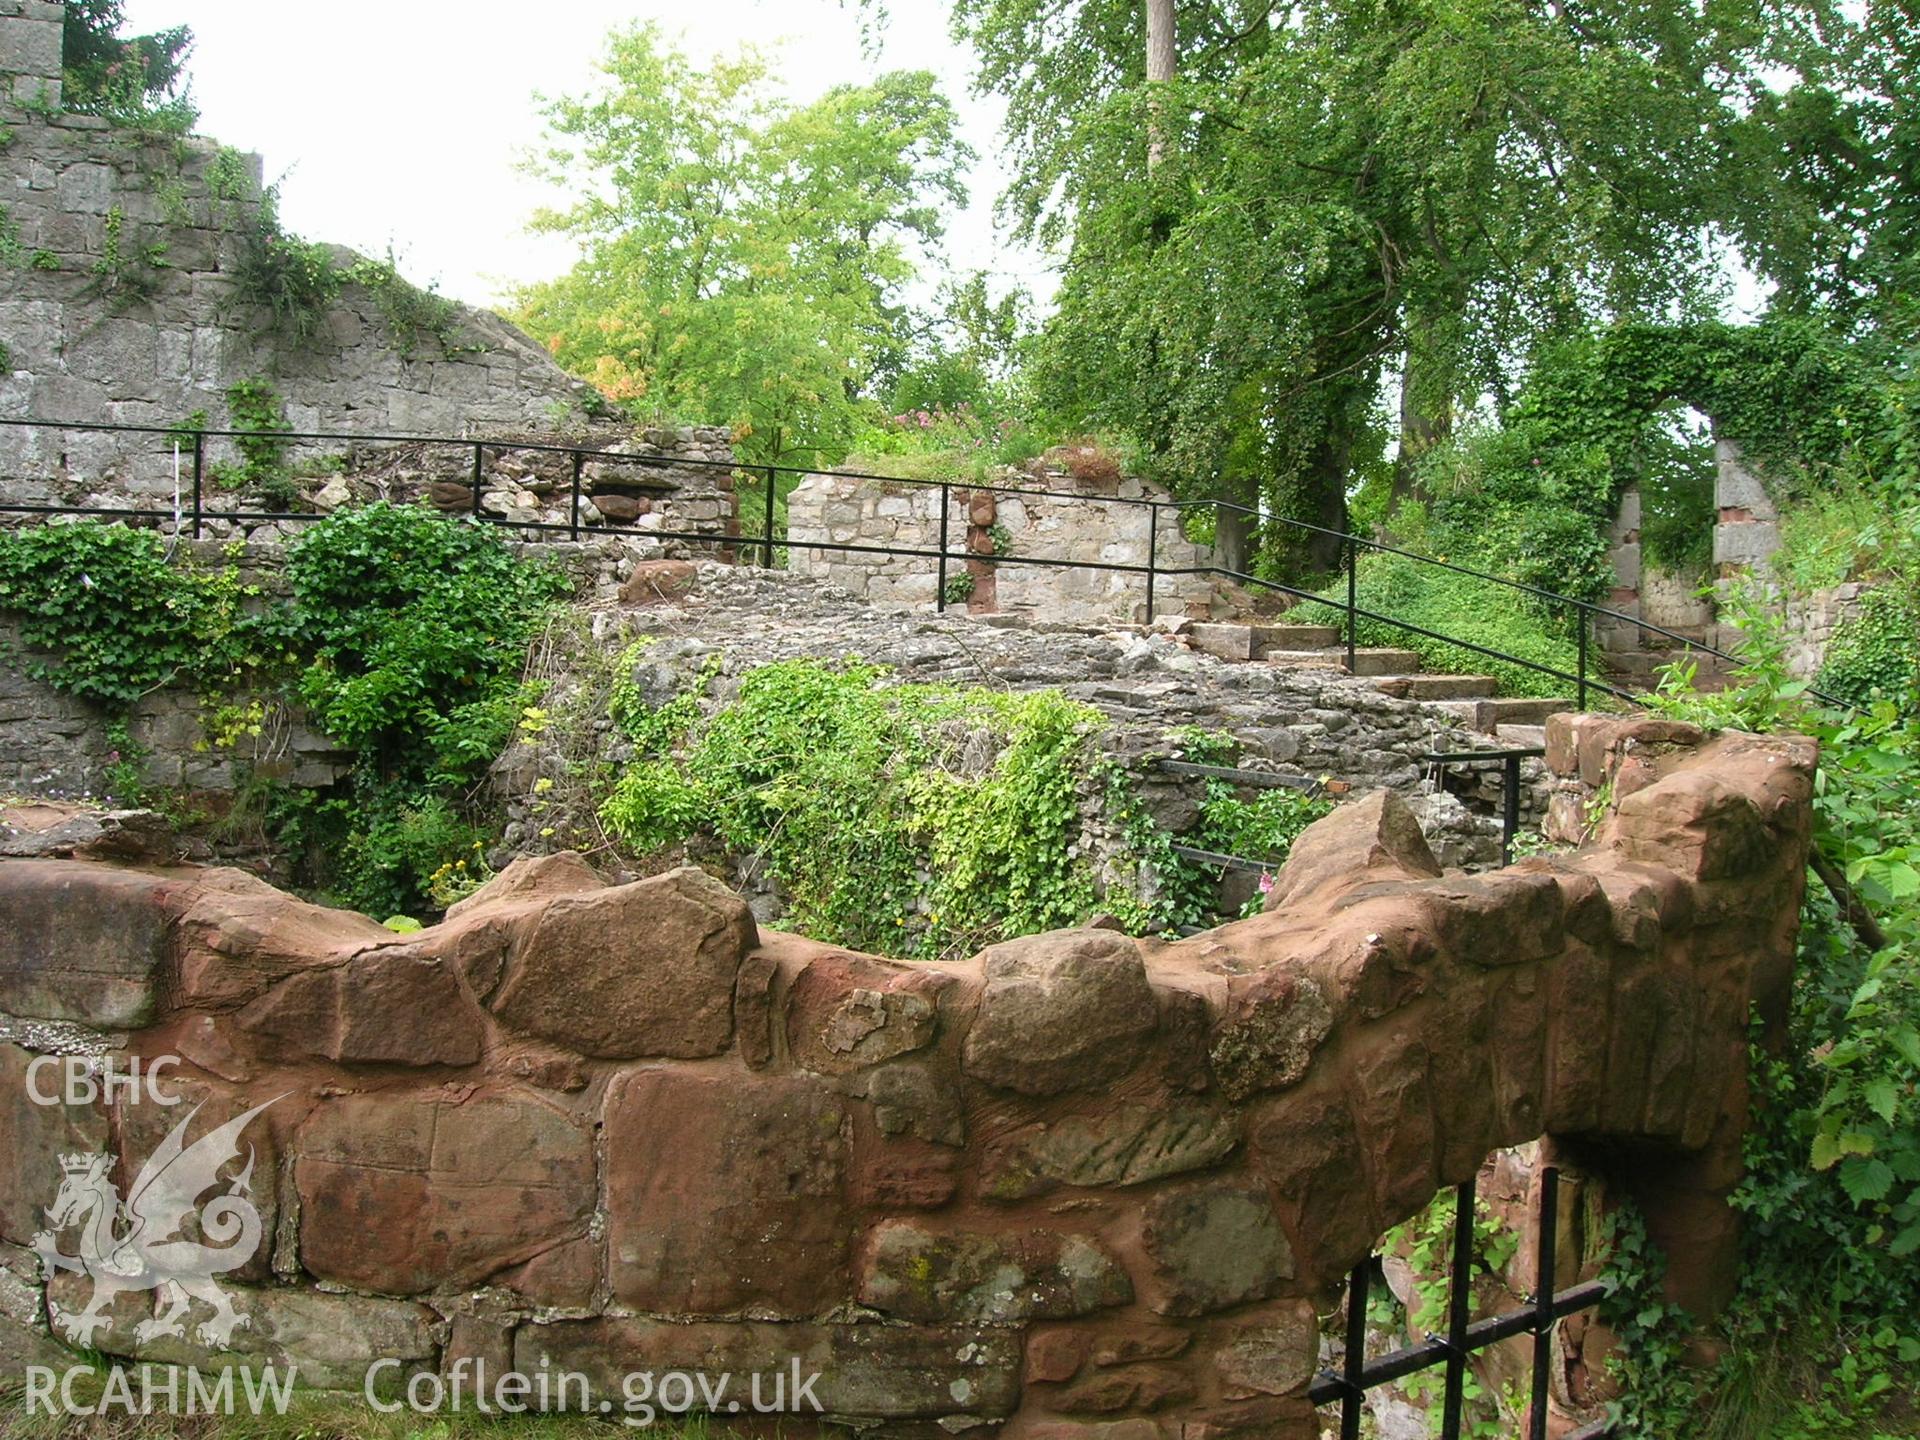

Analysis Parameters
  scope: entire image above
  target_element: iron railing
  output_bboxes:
[1312,1167,1615,1439]
[0,416,1840,711]
[1420,746,1548,865]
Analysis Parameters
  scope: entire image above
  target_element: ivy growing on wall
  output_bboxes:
[598,659,1331,956]
[0,508,565,917]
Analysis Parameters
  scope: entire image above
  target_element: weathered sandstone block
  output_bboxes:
[981,1103,1239,1200]
[1139,1182,1293,1316]
[1263,789,1439,910]
[236,945,483,1066]
[858,1221,1133,1322]
[787,949,946,1074]
[962,930,1158,1095]
[606,1067,852,1315]
[490,865,754,1058]
[0,1042,106,1247]
[0,861,171,1025]
[294,1086,594,1295]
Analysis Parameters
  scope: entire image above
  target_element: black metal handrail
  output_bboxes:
[0,415,1846,713]
[1420,746,1548,865]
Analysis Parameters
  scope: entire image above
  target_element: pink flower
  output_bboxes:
[1258,871,1275,893]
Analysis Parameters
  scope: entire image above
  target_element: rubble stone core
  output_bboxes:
[0,714,1813,1438]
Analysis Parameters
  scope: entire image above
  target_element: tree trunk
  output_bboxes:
[1215,502,1253,576]
[1303,434,1350,574]
[1391,314,1454,508]
[1146,0,1175,170]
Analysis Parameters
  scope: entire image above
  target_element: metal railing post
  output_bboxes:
[763,466,776,568]
[1503,753,1522,866]
[1340,1260,1370,1440]
[1576,604,1589,710]
[190,431,203,540]
[1346,535,1359,672]
[568,450,582,541]
[1440,1177,1477,1439]
[1145,500,1159,624]
[1528,1167,1560,1440]
[470,442,483,519]
[936,481,951,612]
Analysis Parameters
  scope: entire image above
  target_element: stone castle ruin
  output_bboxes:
[786,469,1224,622]
[0,7,1831,1435]
[0,715,1813,1436]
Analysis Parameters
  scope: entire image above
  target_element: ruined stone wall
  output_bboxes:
[786,471,1219,622]
[0,535,728,799]
[1781,581,1868,683]
[0,718,1814,1436]
[0,2,738,546]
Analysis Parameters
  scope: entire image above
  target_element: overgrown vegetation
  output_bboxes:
[1579,580,1920,1435]
[598,658,1102,956]
[59,0,196,133]
[594,658,1325,955]
[206,154,473,357]
[0,508,564,918]
[81,203,168,308]
[0,524,256,706]
[205,376,298,508]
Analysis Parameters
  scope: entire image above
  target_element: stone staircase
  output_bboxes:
[1175,620,1574,737]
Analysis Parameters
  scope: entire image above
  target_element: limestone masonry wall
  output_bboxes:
[786,471,1219,622]
[0,716,1814,1437]
[0,0,738,545]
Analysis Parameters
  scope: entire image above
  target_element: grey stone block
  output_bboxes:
[1713,519,1781,569]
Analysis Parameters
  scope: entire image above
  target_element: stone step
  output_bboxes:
[1603,648,1733,678]
[1344,648,1425,677]
[1184,622,1257,661]
[1483,697,1574,731]
[1492,723,1550,750]
[1371,674,1500,701]
[1262,649,1347,670]
[1432,697,1575,734]
[1250,623,1342,655]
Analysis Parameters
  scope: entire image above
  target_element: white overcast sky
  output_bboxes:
[118,0,1056,311]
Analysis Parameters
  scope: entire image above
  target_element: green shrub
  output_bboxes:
[332,789,485,921]
[1773,481,1887,592]
[601,659,1106,956]
[285,503,566,778]
[229,216,341,343]
[1627,604,1920,1435]
[1296,549,1586,697]
[600,661,1333,954]
[0,510,564,915]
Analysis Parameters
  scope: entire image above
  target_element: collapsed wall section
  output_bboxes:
[0,715,1813,1437]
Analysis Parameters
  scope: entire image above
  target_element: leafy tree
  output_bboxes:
[945,0,1864,568]
[883,271,1033,416]
[1721,1,1920,341]
[515,24,972,471]
[60,0,194,125]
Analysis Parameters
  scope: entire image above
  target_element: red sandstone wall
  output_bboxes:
[0,719,1813,1437]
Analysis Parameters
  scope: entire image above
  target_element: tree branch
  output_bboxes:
[1811,848,1889,954]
